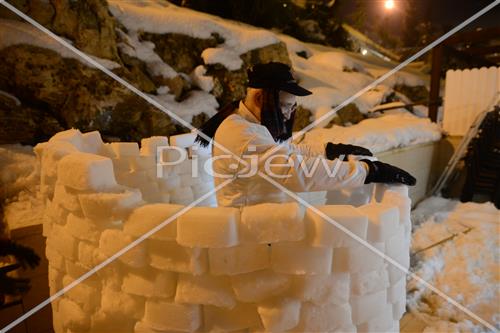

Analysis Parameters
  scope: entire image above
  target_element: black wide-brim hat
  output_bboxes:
[247,62,312,96]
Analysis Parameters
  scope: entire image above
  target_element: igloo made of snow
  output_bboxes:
[36,129,410,333]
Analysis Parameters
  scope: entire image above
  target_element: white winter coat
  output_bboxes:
[212,101,368,207]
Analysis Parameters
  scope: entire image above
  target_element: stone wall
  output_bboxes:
[37,129,410,333]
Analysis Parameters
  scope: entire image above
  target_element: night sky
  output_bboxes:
[340,0,499,38]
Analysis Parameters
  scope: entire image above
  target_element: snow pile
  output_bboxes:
[0,144,44,230]
[37,128,410,333]
[409,197,500,333]
[301,111,442,154]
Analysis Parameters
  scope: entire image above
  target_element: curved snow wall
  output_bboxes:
[36,129,411,333]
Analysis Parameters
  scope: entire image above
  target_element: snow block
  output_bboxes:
[177,206,239,248]
[272,242,333,275]
[46,246,65,272]
[258,298,301,332]
[230,270,291,302]
[47,224,78,260]
[148,240,207,275]
[388,264,406,284]
[291,273,350,305]
[208,243,270,275]
[58,298,90,332]
[204,303,261,332]
[49,129,85,151]
[98,229,147,268]
[139,181,162,202]
[351,267,389,296]
[57,152,118,191]
[65,261,90,281]
[381,190,412,227]
[52,184,81,213]
[305,205,368,247]
[122,268,176,298]
[385,226,409,268]
[78,187,142,220]
[45,198,70,225]
[40,141,79,181]
[170,133,196,148]
[90,311,135,333]
[240,202,306,243]
[81,130,104,154]
[78,241,98,269]
[101,285,144,320]
[140,136,169,156]
[357,303,394,333]
[393,299,406,320]
[144,299,201,332]
[350,289,387,324]
[110,142,140,157]
[358,203,399,242]
[332,242,385,274]
[124,203,183,240]
[66,213,101,243]
[388,277,406,303]
[293,302,352,332]
[62,275,100,312]
[175,274,236,308]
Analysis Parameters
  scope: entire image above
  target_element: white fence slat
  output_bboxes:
[443,66,500,136]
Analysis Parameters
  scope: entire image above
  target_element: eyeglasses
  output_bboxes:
[280,102,297,112]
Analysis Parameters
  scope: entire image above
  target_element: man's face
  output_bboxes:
[279,91,297,121]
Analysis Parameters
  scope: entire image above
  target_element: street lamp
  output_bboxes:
[384,0,395,10]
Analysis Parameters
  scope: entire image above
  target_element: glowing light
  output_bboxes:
[361,48,368,55]
[384,0,395,10]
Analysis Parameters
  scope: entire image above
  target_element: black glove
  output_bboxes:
[0,239,41,269]
[0,264,31,296]
[361,159,416,186]
[325,142,373,161]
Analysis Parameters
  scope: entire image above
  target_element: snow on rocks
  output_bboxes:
[107,0,278,71]
[39,130,409,333]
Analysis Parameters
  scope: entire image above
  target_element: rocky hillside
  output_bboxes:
[0,0,429,145]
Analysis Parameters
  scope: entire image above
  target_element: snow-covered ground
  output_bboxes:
[0,145,44,231]
[409,197,500,333]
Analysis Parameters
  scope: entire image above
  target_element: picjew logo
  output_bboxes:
[155,145,345,179]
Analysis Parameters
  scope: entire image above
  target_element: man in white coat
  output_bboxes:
[195,62,415,207]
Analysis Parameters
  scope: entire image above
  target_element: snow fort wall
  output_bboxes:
[36,129,410,333]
